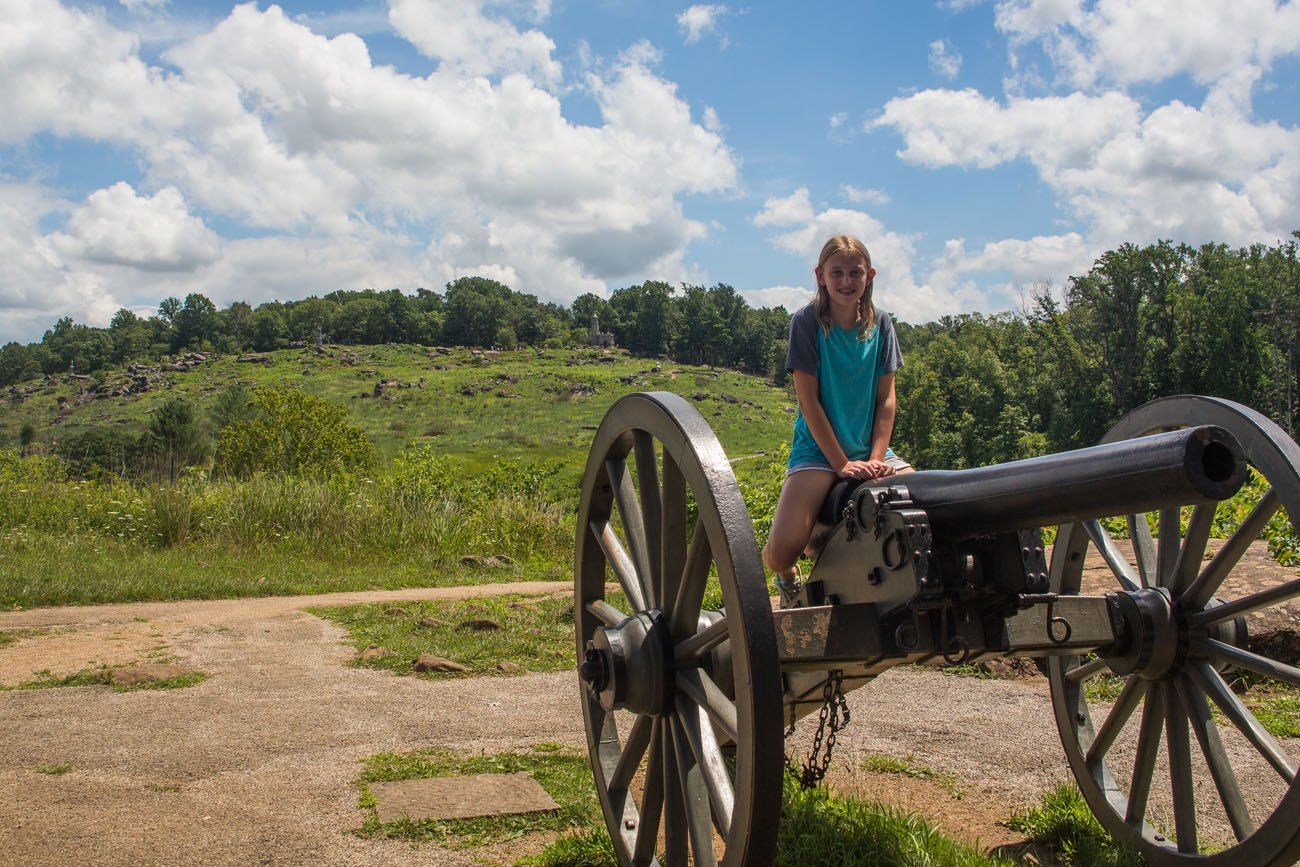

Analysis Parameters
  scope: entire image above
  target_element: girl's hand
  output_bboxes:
[837,459,895,480]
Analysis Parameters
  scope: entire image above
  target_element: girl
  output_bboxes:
[761,234,911,597]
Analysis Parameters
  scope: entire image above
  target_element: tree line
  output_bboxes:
[0,278,792,386]
[4,233,1298,472]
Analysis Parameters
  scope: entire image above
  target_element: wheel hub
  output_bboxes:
[1105,588,1251,679]
[580,610,673,715]
[1105,587,1180,678]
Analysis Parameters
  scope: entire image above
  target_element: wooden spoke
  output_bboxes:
[608,457,654,607]
[1083,520,1141,592]
[610,714,653,792]
[670,714,718,867]
[1128,514,1157,588]
[1164,685,1198,853]
[1196,637,1300,689]
[1126,681,1166,828]
[1086,676,1147,766]
[632,719,664,867]
[586,598,629,628]
[632,431,663,606]
[674,616,729,662]
[661,721,688,865]
[1189,662,1297,784]
[1184,488,1281,608]
[1191,575,1300,629]
[677,696,734,837]
[1170,503,1215,595]
[1176,675,1254,842]
[1066,656,1111,683]
[670,526,712,639]
[592,521,647,613]
[677,667,740,744]
[1156,508,1181,589]
[660,455,688,619]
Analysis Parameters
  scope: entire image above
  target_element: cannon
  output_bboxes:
[574,392,1300,866]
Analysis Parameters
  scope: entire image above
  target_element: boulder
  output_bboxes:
[413,654,468,673]
[496,661,523,673]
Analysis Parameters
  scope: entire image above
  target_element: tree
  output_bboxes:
[18,423,35,457]
[171,292,220,351]
[214,385,375,478]
[209,383,260,435]
[608,281,678,356]
[145,398,206,482]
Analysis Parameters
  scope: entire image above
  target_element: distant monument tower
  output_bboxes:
[589,314,615,348]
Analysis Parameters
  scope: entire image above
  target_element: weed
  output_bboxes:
[114,672,207,692]
[1005,783,1143,866]
[145,783,182,793]
[37,763,72,775]
[862,753,966,799]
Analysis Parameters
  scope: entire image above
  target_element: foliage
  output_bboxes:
[776,774,1015,867]
[145,398,206,481]
[1005,783,1143,867]
[214,385,375,478]
[56,428,143,480]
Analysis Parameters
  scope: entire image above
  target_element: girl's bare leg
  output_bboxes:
[762,470,836,582]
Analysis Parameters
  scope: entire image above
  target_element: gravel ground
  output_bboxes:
[1,564,1296,865]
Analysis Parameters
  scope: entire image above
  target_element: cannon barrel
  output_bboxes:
[897,425,1246,540]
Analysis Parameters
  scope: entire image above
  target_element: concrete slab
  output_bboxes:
[369,772,559,823]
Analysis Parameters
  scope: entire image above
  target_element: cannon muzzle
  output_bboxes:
[901,424,1246,540]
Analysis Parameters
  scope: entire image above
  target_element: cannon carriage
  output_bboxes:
[574,391,1300,866]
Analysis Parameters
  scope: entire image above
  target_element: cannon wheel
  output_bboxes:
[575,392,783,866]
[1049,395,1300,865]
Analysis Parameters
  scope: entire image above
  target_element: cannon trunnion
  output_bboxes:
[576,392,1300,866]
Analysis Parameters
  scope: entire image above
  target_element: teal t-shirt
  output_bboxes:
[784,305,902,468]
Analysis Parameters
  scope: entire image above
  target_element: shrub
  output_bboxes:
[214,385,375,479]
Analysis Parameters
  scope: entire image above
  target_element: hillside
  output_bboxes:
[2,344,794,474]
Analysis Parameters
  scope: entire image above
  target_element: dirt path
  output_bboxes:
[0,557,1295,865]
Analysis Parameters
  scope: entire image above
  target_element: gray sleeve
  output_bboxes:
[785,305,819,375]
[877,310,902,373]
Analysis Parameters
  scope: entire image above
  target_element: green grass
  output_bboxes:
[1005,783,1143,867]
[0,533,565,609]
[355,744,599,846]
[3,345,791,473]
[311,593,585,677]
[37,763,72,775]
[862,753,966,799]
[0,665,207,692]
[1244,684,1300,738]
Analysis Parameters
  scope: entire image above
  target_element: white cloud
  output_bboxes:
[119,0,167,11]
[874,81,1300,248]
[740,285,811,313]
[677,4,729,45]
[828,111,847,131]
[387,0,561,84]
[0,0,740,337]
[753,188,814,228]
[929,38,962,78]
[994,0,1300,88]
[49,183,220,271]
[841,185,890,205]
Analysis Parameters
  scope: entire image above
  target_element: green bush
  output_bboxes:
[213,384,375,479]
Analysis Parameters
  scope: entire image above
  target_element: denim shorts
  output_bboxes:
[785,454,912,477]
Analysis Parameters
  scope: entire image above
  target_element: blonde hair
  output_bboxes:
[814,234,876,340]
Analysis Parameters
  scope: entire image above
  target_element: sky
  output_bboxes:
[2,0,1299,343]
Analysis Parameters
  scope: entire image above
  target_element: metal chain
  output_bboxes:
[783,670,851,790]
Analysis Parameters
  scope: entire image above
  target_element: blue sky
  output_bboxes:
[2,0,1299,342]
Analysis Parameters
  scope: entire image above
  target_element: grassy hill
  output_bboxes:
[3,344,793,476]
[0,345,794,608]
